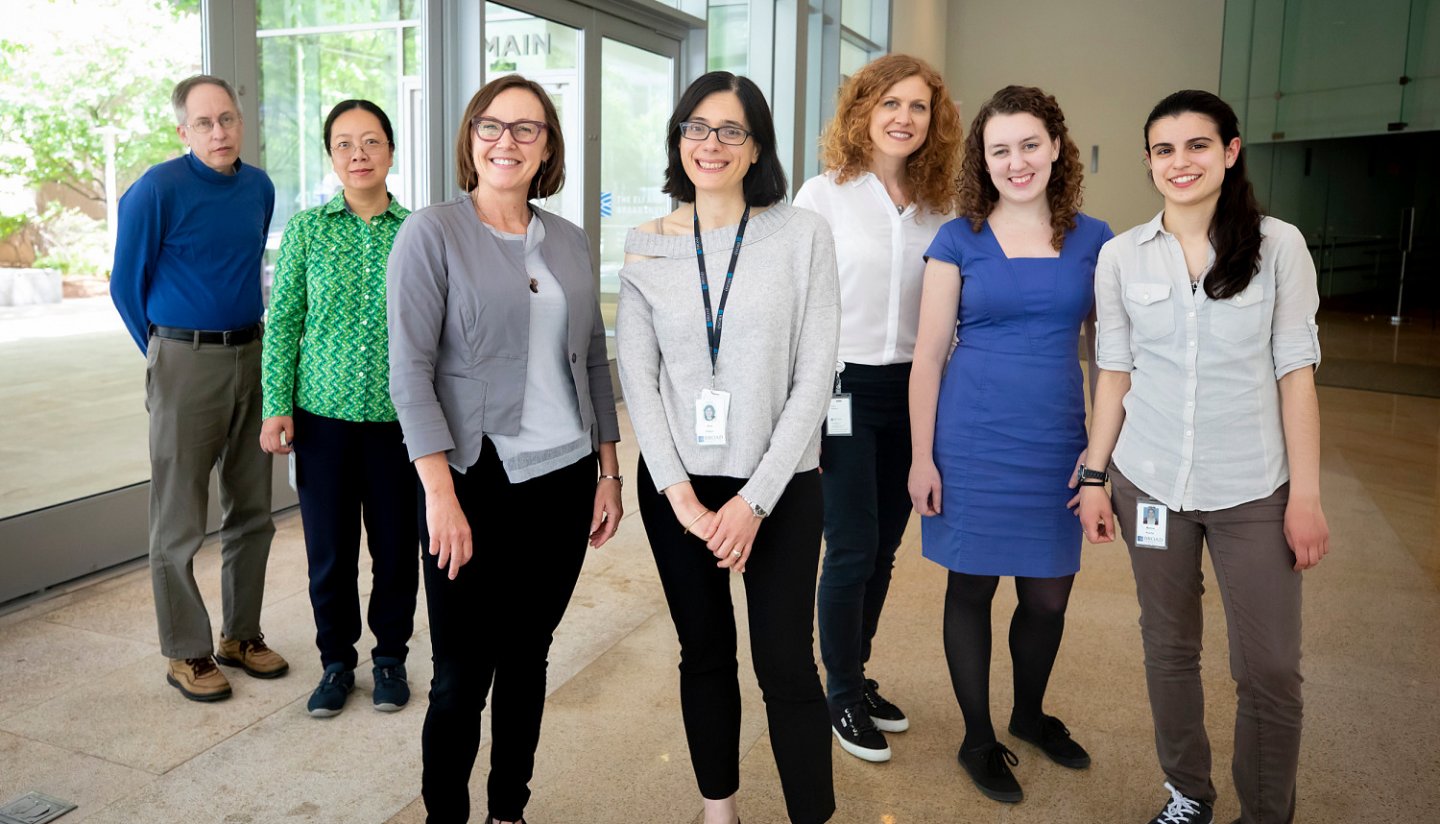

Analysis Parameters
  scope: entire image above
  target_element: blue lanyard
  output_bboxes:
[694,205,750,373]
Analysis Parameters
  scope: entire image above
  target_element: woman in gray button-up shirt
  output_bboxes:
[1077,90,1328,824]
[387,74,621,824]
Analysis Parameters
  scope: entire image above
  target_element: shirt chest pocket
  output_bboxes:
[1123,282,1175,340]
[1208,281,1265,342]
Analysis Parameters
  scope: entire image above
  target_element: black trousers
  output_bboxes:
[420,440,596,824]
[637,457,835,824]
[293,407,419,670]
[816,362,913,708]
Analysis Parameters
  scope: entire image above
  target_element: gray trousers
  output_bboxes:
[146,335,274,660]
[1111,467,1303,824]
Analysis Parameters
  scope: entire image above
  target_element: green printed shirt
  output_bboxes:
[262,191,410,422]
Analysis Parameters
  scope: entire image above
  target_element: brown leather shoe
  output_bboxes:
[216,634,290,679]
[167,656,232,702]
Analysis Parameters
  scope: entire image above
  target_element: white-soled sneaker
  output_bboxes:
[862,678,909,732]
[831,702,891,762]
[1147,782,1214,824]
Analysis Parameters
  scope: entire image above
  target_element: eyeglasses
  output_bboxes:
[472,117,547,144]
[678,121,751,146]
[187,113,241,134]
[331,138,391,156]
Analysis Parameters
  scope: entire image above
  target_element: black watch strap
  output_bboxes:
[1077,465,1109,484]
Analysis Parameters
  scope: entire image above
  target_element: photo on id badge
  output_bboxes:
[1135,499,1167,549]
[695,387,730,445]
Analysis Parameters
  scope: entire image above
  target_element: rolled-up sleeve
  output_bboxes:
[1093,239,1133,372]
[387,212,456,461]
[1268,222,1322,379]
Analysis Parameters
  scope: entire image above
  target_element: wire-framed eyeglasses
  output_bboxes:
[330,138,391,157]
[472,117,548,144]
[187,113,241,134]
[677,121,751,146]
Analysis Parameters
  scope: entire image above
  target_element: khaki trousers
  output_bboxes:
[146,335,274,659]
[1111,467,1303,824]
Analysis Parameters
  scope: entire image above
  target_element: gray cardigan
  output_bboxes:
[387,196,620,471]
[616,203,839,513]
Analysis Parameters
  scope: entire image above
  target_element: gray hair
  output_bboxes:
[171,74,240,126]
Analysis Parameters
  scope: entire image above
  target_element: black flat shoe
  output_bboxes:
[958,741,1023,803]
[1008,713,1091,769]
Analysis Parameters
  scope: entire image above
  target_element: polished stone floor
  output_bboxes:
[1,389,1437,823]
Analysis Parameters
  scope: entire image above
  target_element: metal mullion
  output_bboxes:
[257,20,419,39]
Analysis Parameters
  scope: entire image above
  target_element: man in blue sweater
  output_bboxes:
[112,74,290,702]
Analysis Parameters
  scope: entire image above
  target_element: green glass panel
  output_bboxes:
[707,2,748,74]
[257,0,406,31]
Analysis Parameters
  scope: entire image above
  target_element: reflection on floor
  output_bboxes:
[1315,309,1440,398]
[1,391,1437,823]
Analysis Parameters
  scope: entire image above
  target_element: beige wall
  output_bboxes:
[921,0,1224,232]
[889,0,949,70]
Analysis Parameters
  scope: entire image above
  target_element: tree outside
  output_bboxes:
[0,0,201,281]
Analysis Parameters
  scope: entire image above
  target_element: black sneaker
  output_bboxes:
[862,678,909,732]
[307,663,354,718]
[1008,713,1091,769]
[957,741,1022,803]
[1148,782,1214,824]
[372,657,409,712]
[830,703,891,762]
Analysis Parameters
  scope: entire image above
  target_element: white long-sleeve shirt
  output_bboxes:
[793,170,949,365]
[1095,212,1322,511]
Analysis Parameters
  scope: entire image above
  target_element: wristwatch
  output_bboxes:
[741,495,768,519]
[1076,465,1109,486]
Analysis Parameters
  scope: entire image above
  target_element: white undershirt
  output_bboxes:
[793,170,950,365]
[484,217,589,483]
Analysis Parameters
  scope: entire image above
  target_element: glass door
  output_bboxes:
[598,37,676,352]
[484,2,585,226]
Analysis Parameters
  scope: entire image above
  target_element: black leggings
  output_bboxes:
[942,572,1075,750]
[637,457,835,824]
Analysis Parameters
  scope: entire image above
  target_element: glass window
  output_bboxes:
[708,0,749,74]
[0,0,202,519]
[842,0,875,38]
[600,38,674,356]
[257,8,421,243]
[484,3,584,226]
[840,37,869,78]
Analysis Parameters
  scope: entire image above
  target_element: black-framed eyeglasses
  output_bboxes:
[187,113,241,134]
[331,138,391,156]
[678,121,751,146]
[472,117,547,144]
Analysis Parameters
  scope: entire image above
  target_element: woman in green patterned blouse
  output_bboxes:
[259,99,419,719]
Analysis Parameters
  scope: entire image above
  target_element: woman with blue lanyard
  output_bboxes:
[1078,89,1328,824]
[260,99,417,718]
[794,53,962,765]
[617,71,840,824]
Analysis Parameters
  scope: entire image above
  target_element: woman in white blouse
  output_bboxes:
[792,54,961,764]
[1077,90,1329,824]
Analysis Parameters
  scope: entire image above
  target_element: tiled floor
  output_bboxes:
[2,390,1437,823]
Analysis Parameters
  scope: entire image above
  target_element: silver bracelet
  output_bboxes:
[598,474,623,485]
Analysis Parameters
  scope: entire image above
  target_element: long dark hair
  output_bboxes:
[662,71,787,206]
[1144,90,1262,300]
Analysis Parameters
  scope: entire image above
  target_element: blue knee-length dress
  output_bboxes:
[921,214,1112,578]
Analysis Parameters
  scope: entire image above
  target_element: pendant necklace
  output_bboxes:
[473,195,538,293]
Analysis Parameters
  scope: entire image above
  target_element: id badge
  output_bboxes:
[695,388,730,445]
[1134,498,1168,549]
[827,394,853,436]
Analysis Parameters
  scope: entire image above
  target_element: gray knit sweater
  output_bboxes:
[616,203,840,513]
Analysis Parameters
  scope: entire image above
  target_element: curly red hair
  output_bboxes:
[957,85,1084,251]
[819,54,962,215]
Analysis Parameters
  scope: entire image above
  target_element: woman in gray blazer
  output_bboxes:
[387,74,622,824]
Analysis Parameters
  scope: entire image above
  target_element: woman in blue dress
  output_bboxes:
[907,85,1111,804]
